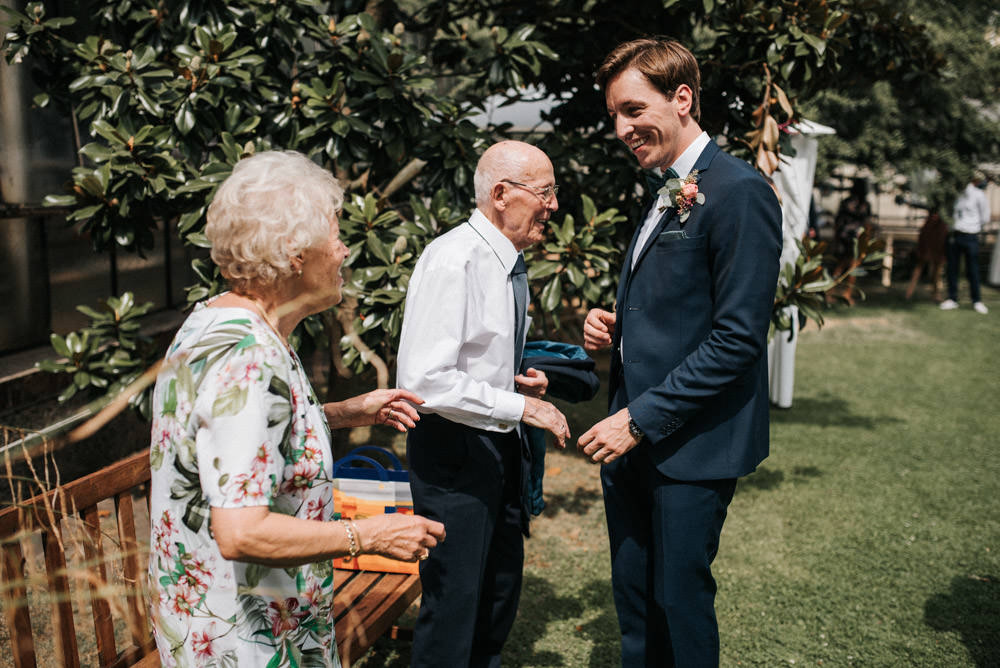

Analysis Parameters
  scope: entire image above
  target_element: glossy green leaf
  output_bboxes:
[175,104,195,135]
[540,277,562,313]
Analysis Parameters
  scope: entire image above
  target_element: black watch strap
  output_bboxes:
[627,416,644,441]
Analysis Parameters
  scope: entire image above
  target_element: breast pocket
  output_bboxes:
[653,234,706,254]
[652,234,710,286]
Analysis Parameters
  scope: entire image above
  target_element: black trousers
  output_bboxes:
[407,413,525,668]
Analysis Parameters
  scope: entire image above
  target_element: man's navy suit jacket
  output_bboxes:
[609,139,782,481]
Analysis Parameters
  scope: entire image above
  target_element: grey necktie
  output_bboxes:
[511,254,528,373]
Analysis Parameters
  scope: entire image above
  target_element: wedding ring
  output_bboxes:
[418,550,429,561]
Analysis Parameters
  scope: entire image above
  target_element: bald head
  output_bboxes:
[474,140,551,208]
[472,140,558,251]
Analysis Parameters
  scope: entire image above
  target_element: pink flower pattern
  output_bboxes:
[265,597,309,638]
[191,621,216,660]
[152,510,179,560]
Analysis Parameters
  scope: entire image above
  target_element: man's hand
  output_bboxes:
[583,308,616,351]
[577,407,639,464]
[515,367,548,398]
[521,396,570,448]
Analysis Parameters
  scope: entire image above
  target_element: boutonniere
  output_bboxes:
[657,170,706,223]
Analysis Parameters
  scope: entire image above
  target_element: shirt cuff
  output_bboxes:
[493,390,526,432]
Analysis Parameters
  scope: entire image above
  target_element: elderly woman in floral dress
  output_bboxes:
[147,150,444,667]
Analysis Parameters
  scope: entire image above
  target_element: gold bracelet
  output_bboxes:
[349,520,364,554]
[340,520,360,559]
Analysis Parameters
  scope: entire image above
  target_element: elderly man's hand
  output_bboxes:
[583,308,616,351]
[515,367,548,398]
[577,407,640,464]
[521,396,570,448]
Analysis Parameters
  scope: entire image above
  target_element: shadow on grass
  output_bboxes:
[737,464,823,495]
[924,574,1000,667]
[506,574,620,668]
[543,485,603,516]
[769,395,902,429]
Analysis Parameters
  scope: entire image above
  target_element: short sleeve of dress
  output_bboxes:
[193,341,291,509]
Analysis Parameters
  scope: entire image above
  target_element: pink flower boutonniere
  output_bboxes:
[657,170,706,224]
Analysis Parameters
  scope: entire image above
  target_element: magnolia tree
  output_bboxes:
[3,0,936,413]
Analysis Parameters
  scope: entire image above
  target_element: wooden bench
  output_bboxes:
[0,448,420,667]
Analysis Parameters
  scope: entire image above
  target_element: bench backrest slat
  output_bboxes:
[80,504,118,666]
[116,491,149,649]
[2,540,37,668]
[42,527,81,668]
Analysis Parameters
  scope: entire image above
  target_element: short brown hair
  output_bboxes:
[596,38,701,123]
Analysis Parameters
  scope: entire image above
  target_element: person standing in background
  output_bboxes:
[941,171,990,314]
[905,208,948,301]
[830,179,873,306]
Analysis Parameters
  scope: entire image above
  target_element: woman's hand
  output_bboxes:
[211,505,444,565]
[355,513,446,562]
[325,389,424,432]
[364,389,424,431]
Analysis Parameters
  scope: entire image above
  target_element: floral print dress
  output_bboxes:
[148,299,341,668]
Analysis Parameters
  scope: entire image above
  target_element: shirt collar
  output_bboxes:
[667,131,711,180]
[469,208,521,273]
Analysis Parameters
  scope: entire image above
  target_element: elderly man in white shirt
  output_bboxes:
[941,171,991,314]
[396,140,570,668]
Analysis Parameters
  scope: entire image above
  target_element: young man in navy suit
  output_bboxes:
[578,38,782,666]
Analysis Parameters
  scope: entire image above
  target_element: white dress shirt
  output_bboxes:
[632,131,712,269]
[953,183,990,234]
[396,208,527,432]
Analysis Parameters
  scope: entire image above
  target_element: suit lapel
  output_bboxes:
[690,139,720,174]
[628,206,676,280]
[626,140,722,279]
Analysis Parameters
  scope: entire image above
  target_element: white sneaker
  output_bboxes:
[974,302,988,314]
[939,299,959,310]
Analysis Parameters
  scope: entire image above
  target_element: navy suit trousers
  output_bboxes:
[407,413,525,668]
[601,443,736,667]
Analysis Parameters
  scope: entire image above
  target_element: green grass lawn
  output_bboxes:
[361,284,1000,667]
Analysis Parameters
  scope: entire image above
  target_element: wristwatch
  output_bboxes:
[627,413,644,442]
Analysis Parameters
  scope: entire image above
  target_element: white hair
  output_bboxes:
[205,151,344,292]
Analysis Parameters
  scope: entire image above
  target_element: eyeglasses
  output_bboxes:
[501,180,560,202]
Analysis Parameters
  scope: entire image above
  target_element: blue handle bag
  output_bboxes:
[332,446,412,514]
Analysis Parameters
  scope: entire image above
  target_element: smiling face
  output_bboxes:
[488,144,559,251]
[605,67,696,172]
[298,213,350,312]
